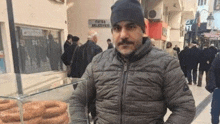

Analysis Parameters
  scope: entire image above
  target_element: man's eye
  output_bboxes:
[127,25,136,30]
[113,26,121,32]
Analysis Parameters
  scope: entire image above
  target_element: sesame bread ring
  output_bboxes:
[42,101,67,118]
[1,117,42,124]
[0,102,45,122]
[0,100,17,111]
[41,112,68,124]
[63,117,69,124]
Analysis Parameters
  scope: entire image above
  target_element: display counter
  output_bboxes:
[0,77,87,124]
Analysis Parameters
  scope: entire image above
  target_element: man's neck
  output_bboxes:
[67,40,71,44]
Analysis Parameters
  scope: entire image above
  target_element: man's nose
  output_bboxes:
[120,28,129,39]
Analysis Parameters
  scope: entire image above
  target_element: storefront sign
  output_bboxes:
[149,21,168,41]
[21,28,43,37]
[88,19,111,28]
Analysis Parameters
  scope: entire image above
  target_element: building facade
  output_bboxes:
[184,0,220,48]
[0,0,68,74]
[67,0,197,51]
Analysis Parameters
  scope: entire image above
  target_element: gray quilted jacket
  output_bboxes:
[69,38,196,124]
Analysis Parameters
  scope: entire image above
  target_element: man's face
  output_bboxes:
[92,35,98,43]
[69,38,73,43]
[112,21,143,56]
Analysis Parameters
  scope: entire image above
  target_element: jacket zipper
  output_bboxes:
[120,63,129,124]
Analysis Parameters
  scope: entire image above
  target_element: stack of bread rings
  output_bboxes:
[0,100,69,124]
[0,99,17,112]
[41,101,69,124]
[0,101,45,124]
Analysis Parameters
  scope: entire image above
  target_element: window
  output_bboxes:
[15,26,63,74]
[198,0,200,6]
[204,0,207,5]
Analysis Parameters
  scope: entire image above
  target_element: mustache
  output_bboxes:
[117,39,134,46]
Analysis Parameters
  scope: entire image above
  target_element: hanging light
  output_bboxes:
[207,13,214,29]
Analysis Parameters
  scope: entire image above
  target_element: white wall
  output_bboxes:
[0,0,68,73]
[169,11,182,29]
[67,0,115,50]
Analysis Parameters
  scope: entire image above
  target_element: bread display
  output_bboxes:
[0,100,17,111]
[0,101,69,124]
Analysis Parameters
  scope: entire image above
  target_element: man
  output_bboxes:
[173,45,180,55]
[61,36,80,77]
[72,30,102,119]
[107,38,114,49]
[70,0,195,124]
[64,34,73,52]
[206,52,220,124]
[198,44,217,87]
[75,30,103,78]
[185,42,201,85]
[179,46,189,77]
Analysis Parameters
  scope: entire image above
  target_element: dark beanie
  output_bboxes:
[110,0,145,33]
[72,36,80,42]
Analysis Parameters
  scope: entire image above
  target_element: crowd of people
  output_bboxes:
[177,42,218,87]
[169,42,220,124]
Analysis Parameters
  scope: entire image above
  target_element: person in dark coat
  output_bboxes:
[198,44,217,87]
[107,38,114,49]
[179,46,189,77]
[61,36,80,77]
[173,45,180,55]
[206,52,220,124]
[48,34,60,71]
[64,34,73,52]
[73,30,102,121]
[185,43,201,85]
[75,30,103,78]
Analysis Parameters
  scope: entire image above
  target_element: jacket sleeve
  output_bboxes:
[61,51,69,66]
[69,63,96,124]
[95,46,103,55]
[206,54,219,93]
[163,58,196,124]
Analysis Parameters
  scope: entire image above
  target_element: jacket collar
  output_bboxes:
[115,37,152,63]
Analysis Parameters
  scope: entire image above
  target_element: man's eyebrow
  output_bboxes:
[113,24,120,27]
[126,22,136,26]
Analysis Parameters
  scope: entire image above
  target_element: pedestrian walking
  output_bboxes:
[76,30,103,78]
[206,52,220,124]
[179,46,189,77]
[61,36,80,77]
[198,44,217,87]
[73,30,102,120]
[165,42,178,57]
[69,0,195,124]
[173,45,180,55]
[107,38,114,49]
[64,34,73,52]
[185,42,201,85]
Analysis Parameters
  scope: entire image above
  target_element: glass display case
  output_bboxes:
[0,77,87,124]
